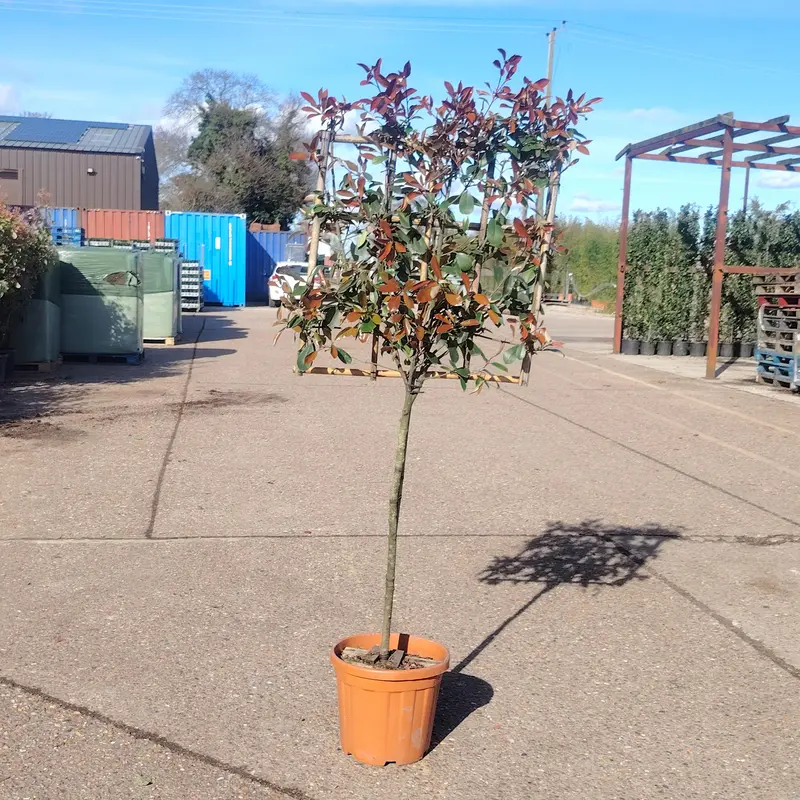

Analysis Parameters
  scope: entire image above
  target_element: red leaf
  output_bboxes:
[461,272,472,292]
[289,152,308,161]
[461,319,480,327]
[300,91,316,105]
[513,218,527,237]
[379,278,400,293]
[437,323,454,334]
[431,255,442,280]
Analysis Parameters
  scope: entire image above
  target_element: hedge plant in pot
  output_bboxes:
[281,54,598,766]
[0,205,54,380]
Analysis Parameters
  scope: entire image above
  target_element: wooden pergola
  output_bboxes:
[613,113,800,378]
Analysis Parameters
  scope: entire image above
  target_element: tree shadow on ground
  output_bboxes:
[0,313,244,423]
[430,519,681,750]
[454,519,682,677]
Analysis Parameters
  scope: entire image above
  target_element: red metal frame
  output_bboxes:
[613,114,800,378]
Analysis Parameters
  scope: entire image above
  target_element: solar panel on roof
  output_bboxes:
[81,128,118,148]
[0,121,18,141]
[0,117,128,145]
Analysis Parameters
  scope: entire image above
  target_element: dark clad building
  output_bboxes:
[0,115,158,210]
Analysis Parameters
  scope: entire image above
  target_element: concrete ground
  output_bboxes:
[0,305,798,800]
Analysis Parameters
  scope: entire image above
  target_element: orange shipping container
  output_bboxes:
[81,209,165,242]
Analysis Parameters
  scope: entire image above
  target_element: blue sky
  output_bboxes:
[1,0,799,218]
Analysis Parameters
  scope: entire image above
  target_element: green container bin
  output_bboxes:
[58,248,144,356]
[142,251,182,341]
[10,258,61,364]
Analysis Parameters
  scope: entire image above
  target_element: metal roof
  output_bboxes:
[0,115,151,155]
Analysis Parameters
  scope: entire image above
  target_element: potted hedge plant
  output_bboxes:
[0,205,53,380]
[280,54,598,766]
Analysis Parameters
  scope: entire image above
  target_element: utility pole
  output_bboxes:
[530,21,566,338]
[535,26,559,223]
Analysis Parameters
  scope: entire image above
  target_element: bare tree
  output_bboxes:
[164,69,274,122]
[154,124,191,181]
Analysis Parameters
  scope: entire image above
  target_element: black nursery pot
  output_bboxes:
[0,349,14,381]
[620,339,640,355]
[656,341,673,356]
[720,342,736,359]
[689,342,706,357]
[739,343,754,358]
[639,341,656,356]
[672,341,689,357]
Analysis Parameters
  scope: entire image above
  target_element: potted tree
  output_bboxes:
[279,54,598,766]
[0,205,54,380]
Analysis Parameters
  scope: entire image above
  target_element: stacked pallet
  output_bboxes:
[181,260,204,312]
[755,270,800,393]
[51,226,83,246]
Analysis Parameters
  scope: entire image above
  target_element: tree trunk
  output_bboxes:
[380,388,417,657]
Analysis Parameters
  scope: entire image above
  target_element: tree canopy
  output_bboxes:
[155,69,312,227]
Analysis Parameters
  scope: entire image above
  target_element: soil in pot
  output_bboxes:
[340,646,438,671]
[332,633,449,766]
[656,341,673,356]
[620,339,640,355]
[720,342,736,359]
[639,341,656,356]
[689,342,706,357]
[672,341,689,356]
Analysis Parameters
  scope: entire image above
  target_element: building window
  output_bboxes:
[0,169,19,180]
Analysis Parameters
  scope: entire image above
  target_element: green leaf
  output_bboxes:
[491,361,508,372]
[297,342,314,373]
[469,341,486,360]
[487,218,503,248]
[360,320,377,333]
[371,155,388,164]
[502,343,525,364]
[459,193,475,215]
[337,348,352,364]
[454,367,470,378]
[459,376,468,391]
[454,252,474,271]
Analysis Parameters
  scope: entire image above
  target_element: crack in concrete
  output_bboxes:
[144,318,207,539]
[0,675,314,800]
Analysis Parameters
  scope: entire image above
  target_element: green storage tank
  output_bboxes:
[142,251,182,341]
[58,248,144,356]
[10,258,61,364]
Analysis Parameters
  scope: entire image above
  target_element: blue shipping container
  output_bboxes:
[45,208,79,228]
[246,231,306,302]
[164,211,247,306]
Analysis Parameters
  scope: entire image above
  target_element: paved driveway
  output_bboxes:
[1,307,798,799]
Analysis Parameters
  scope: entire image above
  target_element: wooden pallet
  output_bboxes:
[143,335,181,346]
[62,351,144,365]
[14,358,62,373]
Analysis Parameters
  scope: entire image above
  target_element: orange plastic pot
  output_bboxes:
[331,633,450,766]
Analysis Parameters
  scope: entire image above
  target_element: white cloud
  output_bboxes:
[569,193,621,214]
[756,172,800,189]
[0,83,19,114]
